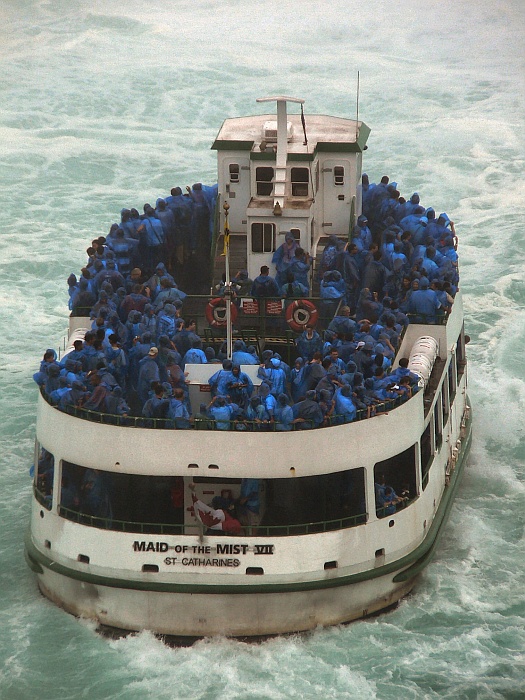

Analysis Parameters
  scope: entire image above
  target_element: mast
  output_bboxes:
[256,96,305,210]
[222,201,233,360]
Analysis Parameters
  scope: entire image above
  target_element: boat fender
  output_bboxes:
[205,297,238,327]
[285,299,319,332]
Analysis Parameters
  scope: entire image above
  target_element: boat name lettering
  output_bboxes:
[133,541,275,555]
[254,544,274,555]
[163,556,241,567]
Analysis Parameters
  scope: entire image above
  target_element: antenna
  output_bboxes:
[355,71,360,140]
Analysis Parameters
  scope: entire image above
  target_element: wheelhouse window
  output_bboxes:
[256,167,274,196]
[334,166,345,186]
[374,445,417,518]
[229,163,240,183]
[291,167,309,196]
[251,223,276,253]
[34,443,54,510]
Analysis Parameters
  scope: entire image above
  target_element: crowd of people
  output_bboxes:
[33,175,457,429]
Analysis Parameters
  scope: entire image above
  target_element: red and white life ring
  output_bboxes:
[285,299,319,332]
[205,297,238,327]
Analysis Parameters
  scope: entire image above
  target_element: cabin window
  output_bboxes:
[315,161,320,193]
[434,394,443,451]
[251,223,276,253]
[229,163,240,183]
[57,468,367,536]
[334,166,345,186]
[374,445,417,518]
[290,228,301,242]
[421,423,433,490]
[34,443,54,510]
[442,378,450,428]
[291,167,309,196]
[59,462,185,534]
[262,468,367,533]
[256,167,274,196]
[448,356,457,405]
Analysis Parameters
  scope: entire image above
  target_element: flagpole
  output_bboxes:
[222,201,233,360]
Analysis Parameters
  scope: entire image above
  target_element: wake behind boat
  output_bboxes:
[26,96,471,639]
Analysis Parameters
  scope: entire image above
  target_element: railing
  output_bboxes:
[58,505,368,536]
[406,311,448,326]
[43,389,407,430]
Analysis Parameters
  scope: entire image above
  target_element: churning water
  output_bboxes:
[0,1,524,698]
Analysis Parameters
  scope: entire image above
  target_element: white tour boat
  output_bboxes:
[26,97,472,640]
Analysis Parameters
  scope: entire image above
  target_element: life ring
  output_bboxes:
[285,299,319,332]
[205,297,238,327]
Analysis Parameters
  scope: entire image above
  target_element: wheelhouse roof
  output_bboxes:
[212,114,370,154]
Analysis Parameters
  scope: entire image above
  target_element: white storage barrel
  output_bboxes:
[408,336,439,387]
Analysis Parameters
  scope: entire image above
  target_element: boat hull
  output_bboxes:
[26,412,471,639]
[34,563,416,637]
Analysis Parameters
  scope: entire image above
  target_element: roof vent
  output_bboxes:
[262,120,294,142]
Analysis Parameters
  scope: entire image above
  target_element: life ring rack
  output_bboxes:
[205,297,238,327]
[285,299,319,332]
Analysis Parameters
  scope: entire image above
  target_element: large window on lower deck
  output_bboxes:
[261,468,367,533]
[34,442,54,510]
[58,462,367,535]
[374,445,417,518]
[60,461,184,533]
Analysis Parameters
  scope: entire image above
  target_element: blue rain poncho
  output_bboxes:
[274,394,294,431]
[334,386,357,424]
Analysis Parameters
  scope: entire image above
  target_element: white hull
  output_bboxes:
[35,566,416,637]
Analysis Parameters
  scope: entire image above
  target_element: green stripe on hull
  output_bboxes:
[26,409,472,595]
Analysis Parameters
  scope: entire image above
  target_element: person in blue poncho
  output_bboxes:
[272,232,299,287]
[352,215,372,253]
[208,359,236,398]
[258,357,288,398]
[168,387,191,428]
[407,276,442,323]
[274,393,294,431]
[137,347,160,405]
[207,395,239,430]
[296,327,323,362]
[137,206,166,275]
[238,478,261,531]
[182,339,208,368]
[334,385,357,424]
[80,469,113,521]
[231,339,259,365]
[281,271,309,298]
[251,266,280,297]
[226,364,253,410]
[292,390,324,429]
[375,475,404,517]
[288,247,311,289]
[33,349,59,387]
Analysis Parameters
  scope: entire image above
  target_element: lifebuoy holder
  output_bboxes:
[285,299,319,332]
[205,297,238,327]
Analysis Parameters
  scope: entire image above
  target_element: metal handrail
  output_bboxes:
[43,389,407,430]
[57,504,368,536]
